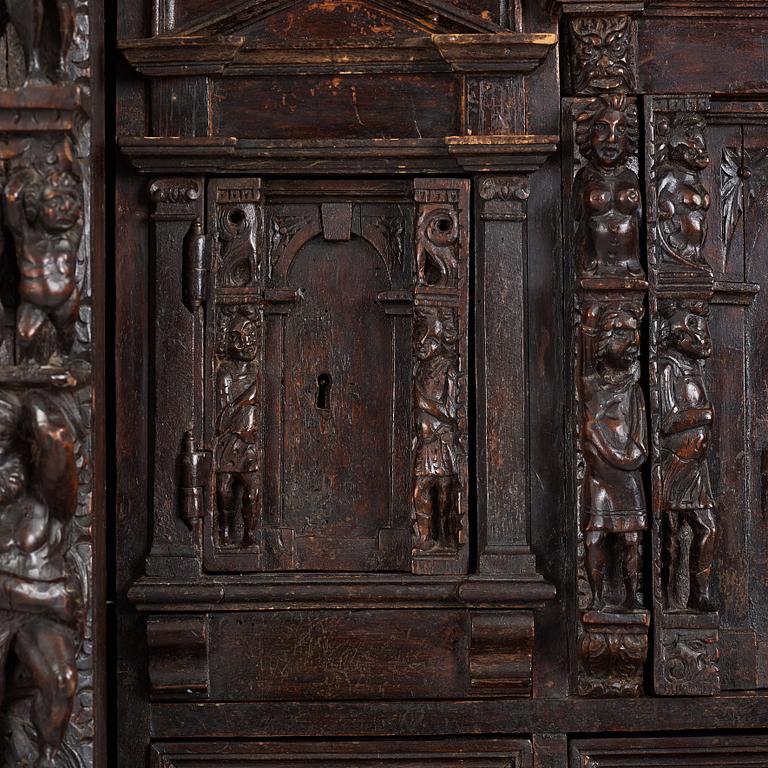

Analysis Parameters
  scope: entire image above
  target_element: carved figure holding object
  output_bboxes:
[2,0,75,85]
[412,308,461,553]
[574,95,644,279]
[4,139,83,364]
[0,391,81,768]
[215,309,261,548]
[659,300,716,612]
[582,305,648,611]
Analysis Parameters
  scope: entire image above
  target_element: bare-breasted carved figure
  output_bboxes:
[582,306,648,610]
[0,391,81,768]
[412,309,461,552]
[657,112,711,270]
[4,139,83,363]
[215,310,261,548]
[659,300,716,611]
[574,95,644,278]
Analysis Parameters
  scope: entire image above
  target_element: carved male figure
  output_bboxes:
[416,207,459,287]
[574,95,644,278]
[659,300,716,611]
[2,0,76,84]
[215,309,261,547]
[4,139,83,363]
[412,308,461,552]
[582,305,648,610]
[570,15,636,95]
[657,112,711,270]
[0,391,81,768]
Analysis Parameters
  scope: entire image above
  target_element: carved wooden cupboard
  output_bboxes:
[5,0,768,767]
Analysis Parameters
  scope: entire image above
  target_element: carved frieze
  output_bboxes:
[647,96,720,696]
[569,15,638,95]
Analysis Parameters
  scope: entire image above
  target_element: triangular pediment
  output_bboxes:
[169,0,502,40]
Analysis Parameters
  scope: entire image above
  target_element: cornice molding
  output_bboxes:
[545,0,645,16]
[120,32,557,77]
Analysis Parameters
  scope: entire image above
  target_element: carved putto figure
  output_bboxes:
[659,300,716,611]
[215,308,261,547]
[4,139,83,364]
[415,207,459,287]
[582,305,648,611]
[0,391,81,768]
[574,95,644,279]
[412,308,461,553]
[657,112,711,270]
[570,15,636,95]
[2,0,76,84]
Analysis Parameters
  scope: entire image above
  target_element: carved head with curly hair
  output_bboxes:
[576,95,639,171]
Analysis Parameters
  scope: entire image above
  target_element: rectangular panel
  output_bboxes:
[207,610,468,700]
[212,75,460,140]
[571,736,768,766]
[151,739,534,768]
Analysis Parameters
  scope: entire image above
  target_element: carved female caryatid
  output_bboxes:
[582,305,648,611]
[659,300,716,611]
[0,391,81,768]
[656,112,711,270]
[215,308,261,547]
[412,308,461,552]
[4,139,83,363]
[574,95,644,278]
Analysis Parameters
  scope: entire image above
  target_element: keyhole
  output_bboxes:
[316,373,332,410]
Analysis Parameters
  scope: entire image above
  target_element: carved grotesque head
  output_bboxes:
[659,300,712,360]
[570,15,636,94]
[37,168,83,232]
[415,309,457,362]
[225,315,259,363]
[667,113,709,171]
[596,306,642,374]
[576,95,638,171]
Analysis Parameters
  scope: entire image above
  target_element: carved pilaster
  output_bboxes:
[647,96,721,696]
[0,2,96,765]
[147,177,205,577]
[565,94,650,696]
[475,175,539,577]
[410,179,469,575]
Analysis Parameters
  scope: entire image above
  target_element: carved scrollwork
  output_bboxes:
[578,624,648,697]
[415,206,460,287]
[569,15,637,95]
[149,178,202,206]
[660,629,720,694]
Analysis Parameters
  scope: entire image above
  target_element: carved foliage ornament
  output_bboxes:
[721,146,768,256]
[579,627,648,697]
[570,15,637,95]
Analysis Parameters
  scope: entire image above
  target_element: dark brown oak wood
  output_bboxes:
[112,1,768,767]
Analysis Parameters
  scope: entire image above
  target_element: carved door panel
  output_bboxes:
[204,179,469,573]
